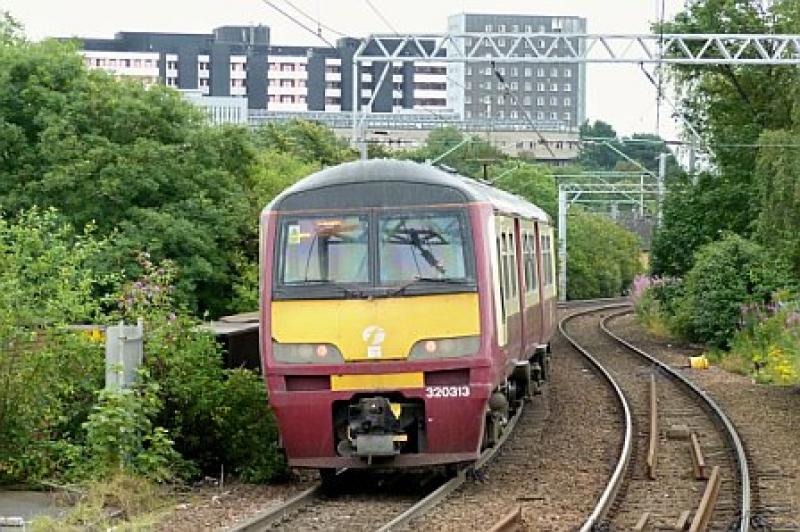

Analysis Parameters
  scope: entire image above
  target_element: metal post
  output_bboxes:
[688,139,697,183]
[351,60,359,148]
[105,318,144,390]
[558,188,568,301]
[658,153,667,226]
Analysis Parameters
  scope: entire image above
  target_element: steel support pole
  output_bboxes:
[558,188,568,301]
[351,60,359,150]
[658,153,667,226]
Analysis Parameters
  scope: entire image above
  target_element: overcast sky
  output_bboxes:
[3,0,687,139]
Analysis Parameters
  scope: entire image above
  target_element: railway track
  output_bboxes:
[560,304,750,531]
[229,399,526,532]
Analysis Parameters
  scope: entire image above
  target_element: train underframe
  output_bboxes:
[271,347,551,472]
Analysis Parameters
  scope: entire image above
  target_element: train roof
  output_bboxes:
[266,159,551,223]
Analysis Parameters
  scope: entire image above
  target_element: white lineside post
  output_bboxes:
[658,153,667,226]
[105,318,144,390]
[558,188,568,301]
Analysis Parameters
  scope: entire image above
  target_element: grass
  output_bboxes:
[30,473,174,531]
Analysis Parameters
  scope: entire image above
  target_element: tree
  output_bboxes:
[566,209,642,299]
[0,36,255,314]
[492,162,557,219]
[0,11,22,46]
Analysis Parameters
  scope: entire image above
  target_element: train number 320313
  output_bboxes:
[425,385,471,398]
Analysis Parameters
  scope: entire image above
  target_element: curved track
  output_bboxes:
[560,304,750,531]
[229,401,525,532]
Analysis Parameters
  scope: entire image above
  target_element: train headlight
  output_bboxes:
[409,336,480,359]
[272,342,344,364]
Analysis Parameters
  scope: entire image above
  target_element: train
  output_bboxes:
[259,159,557,474]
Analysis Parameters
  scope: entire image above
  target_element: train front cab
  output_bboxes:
[262,198,496,469]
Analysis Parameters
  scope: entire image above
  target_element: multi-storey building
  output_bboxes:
[73,27,448,114]
[447,13,587,129]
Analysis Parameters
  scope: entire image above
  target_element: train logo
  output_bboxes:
[362,325,385,358]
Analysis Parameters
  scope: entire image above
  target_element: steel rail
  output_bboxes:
[377,398,526,531]
[600,309,750,531]
[558,303,634,531]
[230,395,527,532]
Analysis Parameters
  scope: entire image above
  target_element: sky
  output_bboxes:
[2,0,687,140]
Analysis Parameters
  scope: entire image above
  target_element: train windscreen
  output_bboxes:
[379,212,470,283]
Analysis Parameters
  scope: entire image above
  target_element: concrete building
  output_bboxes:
[73,27,448,114]
[447,13,587,129]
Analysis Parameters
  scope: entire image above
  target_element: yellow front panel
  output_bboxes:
[272,293,480,361]
[330,372,424,391]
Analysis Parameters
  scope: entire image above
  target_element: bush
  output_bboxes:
[676,233,794,348]
[725,298,800,384]
[567,209,642,299]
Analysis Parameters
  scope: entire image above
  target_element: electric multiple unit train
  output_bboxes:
[260,159,557,472]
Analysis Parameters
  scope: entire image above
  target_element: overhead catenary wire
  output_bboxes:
[259,0,337,48]
[492,61,557,159]
[282,0,346,37]
[364,0,400,35]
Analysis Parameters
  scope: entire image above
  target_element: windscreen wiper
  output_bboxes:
[386,276,470,297]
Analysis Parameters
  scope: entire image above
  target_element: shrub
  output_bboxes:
[631,275,677,338]
[567,209,642,299]
[728,300,800,384]
[676,233,794,348]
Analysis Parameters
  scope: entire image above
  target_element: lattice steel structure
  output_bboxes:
[355,33,800,65]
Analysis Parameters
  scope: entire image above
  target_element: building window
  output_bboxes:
[133,59,142,67]
[269,62,277,70]
[298,95,307,103]
[510,110,518,119]
[498,24,506,32]
[465,95,472,104]
[512,24,519,32]
[268,94,276,102]
[280,79,294,88]
[537,67,545,77]
[550,83,558,91]
[498,37,506,47]
[523,95,531,105]
[564,83,572,92]
[325,96,341,105]
[485,24,492,32]
[281,63,295,72]
[200,78,209,87]
[564,97,572,106]
[550,67,558,77]
[550,96,557,106]
[325,65,340,73]
[269,79,278,87]
[564,111,571,121]
[298,79,306,88]
[498,66,506,76]
[524,67,532,77]
[537,96,545,106]
[466,81,472,90]
[465,110,472,118]
[510,81,518,90]
[537,82,545,91]
[524,81,532,91]
[564,68,572,78]
[538,39,546,48]
[536,111,544,120]
[525,24,532,32]
[466,66,473,75]
[280,95,294,103]
[550,111,558,120]
[511,67,518,76]
[498,109,504,119]
[167,61,178,70]
[497,95,505,105]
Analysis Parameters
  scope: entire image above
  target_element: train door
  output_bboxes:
[519,220,542,356]
[537,224,557,341]
[493,216,521,362]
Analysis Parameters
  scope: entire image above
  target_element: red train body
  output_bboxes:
[260,160,556,470]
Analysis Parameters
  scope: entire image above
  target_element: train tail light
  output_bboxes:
[272,342,344,364]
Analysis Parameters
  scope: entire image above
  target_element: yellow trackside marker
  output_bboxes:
[330,372,424,391]
[390,403,402,419]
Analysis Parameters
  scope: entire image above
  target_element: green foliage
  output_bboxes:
[82,384,188,482]
[253,119,356,166]
[755,129,800,277]
[403,126,507,178]
[0,209,108,483]
[651,174,754,277]
[578,120,680,175]
[215,370,285,483]
[0,11,23,46]
[729,301,800,384]
[676,233,794,348]
[566,209,642,299]
[492,162,557,218]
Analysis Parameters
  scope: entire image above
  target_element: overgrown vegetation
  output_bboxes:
[633,0,800,384]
